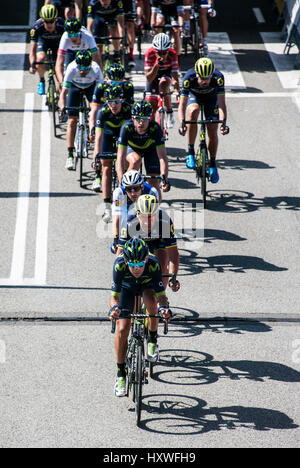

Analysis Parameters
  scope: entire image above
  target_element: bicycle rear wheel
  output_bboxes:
[49,81,57,137]
[135,344,143,426]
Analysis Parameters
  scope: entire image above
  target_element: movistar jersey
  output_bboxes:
[111,253,165,297]
[118,120,165,152]
[95,101,131,134]
[180,68,225,98]
[92,80,134,106]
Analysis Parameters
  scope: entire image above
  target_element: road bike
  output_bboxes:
[144,90,177,141]
[110,280,173,426]
[66,91,90,187]
[182,104,223,208]
[33,49,58,137]
[100,34,126,77]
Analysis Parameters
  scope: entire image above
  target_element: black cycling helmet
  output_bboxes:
[106,63,125,81]
[131,100,152,117]
[64,17,81,34]
[75,49,92,68]
[104,85,124,100]
[123,238,149,263]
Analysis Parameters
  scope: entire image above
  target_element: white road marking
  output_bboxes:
[34,97,51,285]
[260,32,300,89]
[0,33,26,89]
[9,93,34,282]
[253,8,266,24]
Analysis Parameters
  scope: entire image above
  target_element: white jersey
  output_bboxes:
[112,183,159,216]
[63,61,103,89]
[58,27,98,56]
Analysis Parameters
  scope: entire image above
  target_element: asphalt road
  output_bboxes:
[0,0,299,449]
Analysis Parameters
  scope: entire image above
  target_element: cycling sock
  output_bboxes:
[209,158,216,167]
[40,77,45,83]
[129,47,134,59]
[104,198,111,204]
[117,363,126,378]
[68,147,75,156]
[148,330,158,344]
[188,144,195,155]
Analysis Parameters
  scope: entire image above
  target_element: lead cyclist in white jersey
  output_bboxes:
[59,49,103,170]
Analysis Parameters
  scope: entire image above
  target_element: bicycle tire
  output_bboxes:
[135,344,143,426]
[201,147,208,208]
[79,125,84,187]
[49,81,57,137]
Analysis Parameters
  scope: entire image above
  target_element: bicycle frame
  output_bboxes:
[99,35,125,77]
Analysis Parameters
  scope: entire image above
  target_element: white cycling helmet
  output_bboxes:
[122,170,144,187]
[152,33,171,51]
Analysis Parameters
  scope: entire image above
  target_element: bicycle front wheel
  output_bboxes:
[49,81,57,137]
[135,344,143,426]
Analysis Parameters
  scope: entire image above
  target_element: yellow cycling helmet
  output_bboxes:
[135,194,159,216]
[194,57,215,78]
[40,5,58,22]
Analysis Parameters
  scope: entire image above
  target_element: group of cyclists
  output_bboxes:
[29,0,230,397]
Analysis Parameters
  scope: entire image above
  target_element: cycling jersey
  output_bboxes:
[57,27,98,56]
[112,182,159,216]
[30,18,65,43]
[92,80,134,106]
[111,252,166,298]
[51,0,75,7]
[63,60,103,89]
[151,0,184,12]
[180,67,225,98]
[118,120,165,152]
[96,101,131,132]
[118,209,177,252]
[87,0,124,20]
[144,46,179,79]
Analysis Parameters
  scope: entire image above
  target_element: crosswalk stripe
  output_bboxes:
[261,32,300,89]
[0,33,26,90]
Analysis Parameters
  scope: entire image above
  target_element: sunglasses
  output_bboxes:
[134,116,150,122]
[157,51,168,56]
[44,20,56,24]
[77,65,91,71]
[107,99,123,105]
[68,32,80,38]
[127,261,146,268]
[125,185,142,193]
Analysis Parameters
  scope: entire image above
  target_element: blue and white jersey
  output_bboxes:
[63,60,103,89]
[112,182,159,216]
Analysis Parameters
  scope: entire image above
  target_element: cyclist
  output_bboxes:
[92,85,131,221]
[29,5,65,95]
[116,100,170,200]
[90,62,134,132]
[87,0,125,69]
[195,0,216,55]
[150,0,184,56]
[44,0,82,19]
[144,33,180,129]
[109,237,171,396]
[59,49,103,170]
[178,57,229,183]
[55,17,101,88]
[117,194,180,291]
[111,169,159,253]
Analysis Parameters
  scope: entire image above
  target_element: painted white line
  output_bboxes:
[34,97,51,285]
[227,92,300,97]
[207,32,247,89]
[10,93,34,282]
[253,8,265,24]
[0,33,26,89]
[260,32,300,89]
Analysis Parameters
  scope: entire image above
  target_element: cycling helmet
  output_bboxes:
[104,85,124,101]
[64,17,81,34]
[75,49,92,68]
[106,63,125,81]
[194,57,215,78]
[131,100,152,117]
[122,170,143,187]
[40,4,58,22]
[152,33,171,51]
[135,194,159,216]
[123,238,149,263]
